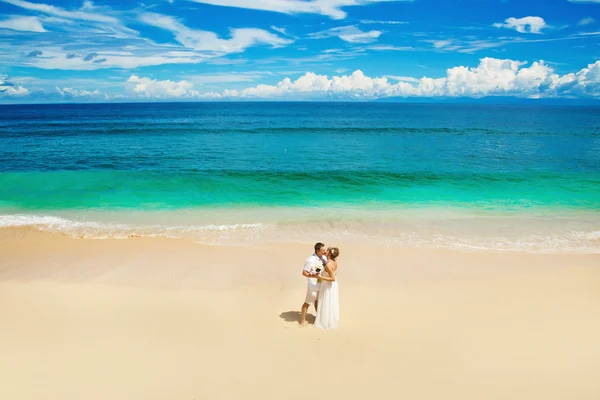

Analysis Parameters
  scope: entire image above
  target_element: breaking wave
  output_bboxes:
[1,212,599,254]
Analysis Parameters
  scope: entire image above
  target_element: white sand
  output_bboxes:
[1,228,599,400]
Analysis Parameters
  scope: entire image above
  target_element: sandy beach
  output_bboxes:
[0,227,598,400]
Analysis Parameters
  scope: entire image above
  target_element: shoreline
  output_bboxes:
[2,205,599,253]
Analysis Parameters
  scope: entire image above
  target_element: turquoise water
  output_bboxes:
[1,102,599,251]
[0,169,598,209]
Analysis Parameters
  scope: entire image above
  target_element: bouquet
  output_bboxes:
[313,258,324,275]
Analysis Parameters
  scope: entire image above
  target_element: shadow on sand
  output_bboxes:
[279,311,315,325]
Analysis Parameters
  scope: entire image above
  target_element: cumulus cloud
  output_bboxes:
[8,58,600,102]
[139,12,292,54]
[0,78,29,96]
[553,60,600,97]
[493,16,548,34]
[308,25,382,43]
[0,15,46,32]
[129,58,600,100]
[186,0,409,20]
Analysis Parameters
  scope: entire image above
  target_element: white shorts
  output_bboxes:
[304,288,318,305]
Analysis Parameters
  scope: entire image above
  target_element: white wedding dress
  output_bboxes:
[315,268,339,330]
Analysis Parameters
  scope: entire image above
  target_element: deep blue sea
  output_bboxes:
[1,102,599,252]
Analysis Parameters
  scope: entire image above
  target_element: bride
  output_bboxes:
[315,247,340,330]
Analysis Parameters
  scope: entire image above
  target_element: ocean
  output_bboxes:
[1,102,599,252]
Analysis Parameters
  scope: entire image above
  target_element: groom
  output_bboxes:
[300,242,327,325]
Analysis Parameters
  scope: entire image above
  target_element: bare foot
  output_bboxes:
[300,321,308,326]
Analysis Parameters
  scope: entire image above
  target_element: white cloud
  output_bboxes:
[157,58,599,99]
[1,5,291,71]
[229,70,408,98]
[0,78,29,96]
[430,39,454,49]
[270,26,289,36]
[1,0,137,37]
[2,0,120,24]
[426,30,600,54]
[186,0,410,20]
[80,0,95,10]
[366,45,413,51]
[56,86,102,97]
[443,58,528,95]
[558,60,600,96]
[308,25,382,43]
[16,47,213,70]
[8,58,600,102]
[427,37,513,54]
[0,15,46,32]
[139,12,292,53]
[126,75,200,98]
[568,0,600,3]
[578,17,595,26]
[360,19,407,25]
[493,16,548,34]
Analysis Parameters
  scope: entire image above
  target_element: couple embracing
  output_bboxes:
[300,242,340,329]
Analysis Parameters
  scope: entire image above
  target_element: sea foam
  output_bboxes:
[1,212,599,254]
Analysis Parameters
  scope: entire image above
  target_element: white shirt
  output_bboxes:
[303,254,326,291]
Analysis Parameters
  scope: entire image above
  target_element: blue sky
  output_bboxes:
[0,0,599,102]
